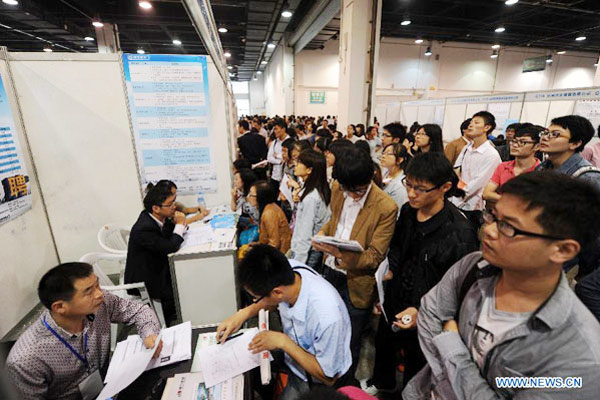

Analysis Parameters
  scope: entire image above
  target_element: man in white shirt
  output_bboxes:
[267,119,289,191]
[451,111,501,229]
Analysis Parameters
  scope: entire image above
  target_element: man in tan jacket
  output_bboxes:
[444,118,471,166]
[312,145,398,373]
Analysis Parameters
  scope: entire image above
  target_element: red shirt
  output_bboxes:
[490,159,540,186]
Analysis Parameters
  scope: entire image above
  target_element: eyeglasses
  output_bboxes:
[382,133,393,138]
[482,210,564,240]
[159,201,176,208]
[251,295,265,304]
[539,130,568,140]
[401,177,442,195]
[247,193,257,198]
[340,184,369,196]
[414,131,427,137]
[509,138,537,147]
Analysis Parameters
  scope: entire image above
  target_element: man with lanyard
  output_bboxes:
[7,262,161,400]
[267,119,289,194]
[216,245,354,400]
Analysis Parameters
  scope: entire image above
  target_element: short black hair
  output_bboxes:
[143,184,173,212]
[383,122,407,140]
[233,159,252,171]
[239,120,250,131]
[405,152,465,198]
[238,244,295,296]
[472,111,497,134]
[145,179,176,195]
[499,171,600,248]
[550,115,595,152]
[354,140,371,156]
[282,138,296,153]
[335,146,374,188]
[515,123,543,142]
[460,118,472,135]
[38,263,94,309]
[273,118,287,129]
[506,122,520,132]
[315,136,332,152]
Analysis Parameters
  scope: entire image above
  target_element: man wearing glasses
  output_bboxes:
[124,183,187,326]
[483,123,542,204]
[311,146,398,374]
[403,171,600,400]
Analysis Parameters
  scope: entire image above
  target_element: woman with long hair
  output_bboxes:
[247,180,291,253]
[230,168,259,222]
[291,149,331,268]
[415,124,444,153]
[381,143,411,209]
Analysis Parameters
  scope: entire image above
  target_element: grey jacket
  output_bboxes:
[403,251,600,400]
[538,152,600,191]
[290,189,331,263]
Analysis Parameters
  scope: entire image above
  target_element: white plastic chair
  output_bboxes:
[79,252,166,350]
[97,224,130,254]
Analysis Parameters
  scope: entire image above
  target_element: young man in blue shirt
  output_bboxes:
[217,245,354,400]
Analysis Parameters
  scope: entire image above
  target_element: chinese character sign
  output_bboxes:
[0,74,32,226]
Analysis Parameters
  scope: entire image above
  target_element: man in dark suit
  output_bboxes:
[237,120,267,165]
[124,184,186,326]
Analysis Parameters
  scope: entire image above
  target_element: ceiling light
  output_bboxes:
[257,71,262,75]
[495,26,505,33]
[425,46,432,56]
[227,66,233,70]
[137,49,145,54]
[84,36,94,41]
[415,39,424,44]
[139,1,152,9]
[491,44,500,49]
[267,43,276,49]
[253,77,258,81]
[92,20,104,28]
[172,39,182,45]
[218,27,228,33]
[491,50,499,59]
[401,20,411,26]
[576,35,587,41]
[557,50,566,55]
[595,58,599,67]
[229,72,234,77]
[261,60,268,65]
[2,0,19,5]
[505,0,519,5]
[43,47,52,52]
[546,55,553,64]
[281,10,292,18]
[224,51,231,58]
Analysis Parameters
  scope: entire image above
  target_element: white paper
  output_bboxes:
[146,321,192,370]
[97,332,162,400]
[375,258,390,323]
[213,228,236,244]
[311,235,365,252]
[197,328,263,388]
[181,225,214,248]
[279,174,295,206]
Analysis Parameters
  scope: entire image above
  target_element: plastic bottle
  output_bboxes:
[197,191,206,209]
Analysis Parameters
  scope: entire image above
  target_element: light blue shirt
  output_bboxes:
[278,260,352,381]
[384,172,408,211]
[290,189,331,263]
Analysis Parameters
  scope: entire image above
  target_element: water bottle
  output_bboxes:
[197,191,206,210]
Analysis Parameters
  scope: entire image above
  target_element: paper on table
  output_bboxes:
[182,225,214,248]
[197,328,263,388]
[96,332,161,400]
[146,321,192,370]
[311,236,365,252]
[279,174,294,206]
[375,258,390,324]
[213,228,236,244]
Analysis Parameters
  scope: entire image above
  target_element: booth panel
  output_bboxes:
[465,103,487,117]
[442,104,467,143]
[509,102,523,121]
[521,101,550,126]
[401,106,419,126]
[417,105,435,124]
[546,100,575,126]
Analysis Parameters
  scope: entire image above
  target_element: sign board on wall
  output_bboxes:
[0,74,31,226]
[122,54,217,194]
[309,91,326,104]
[525,88,600,102]
[523,56,547,73]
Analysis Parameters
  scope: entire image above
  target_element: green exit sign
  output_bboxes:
[309,91,326,104]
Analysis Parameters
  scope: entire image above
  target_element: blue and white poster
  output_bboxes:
[122,54,216,193]
[0,74,31,226]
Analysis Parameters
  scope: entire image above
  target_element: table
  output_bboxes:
[117,327,252,400]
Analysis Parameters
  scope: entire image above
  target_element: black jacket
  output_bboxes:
[124,211,184,300]
[238,132,267,165]
[384,201,478,317]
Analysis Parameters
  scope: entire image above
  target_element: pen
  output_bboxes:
[220,331,244,343]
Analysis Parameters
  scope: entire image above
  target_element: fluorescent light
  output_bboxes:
[253,77,258,81]
[137,49,145,54]
[224,51,231,58]
[267,43,276,49]
[2,0,19,5]
[491,50,499,59]
[415,39,424,44]
[43,47,52,52]
[491,44,500,49]
[92,21,104,28]
[401,20,411,26]
[84,36,94,41]
[139,1,152,9]
[505,0,519,5]
[227,66,233,70]
[257,71,262,75]
[576,36,587,41]
[557,50,566,55]
[172,39,182,45]
[495,27,505,33]
[546,55,553,63]
[218,27,228,33]
[281,10,292,18]
[425,46,432,56]
[261,60,268,65]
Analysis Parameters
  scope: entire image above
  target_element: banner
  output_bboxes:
[0,74,31,226]
[122,54,217,194]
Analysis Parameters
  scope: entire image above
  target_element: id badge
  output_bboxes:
[78,369,103,400]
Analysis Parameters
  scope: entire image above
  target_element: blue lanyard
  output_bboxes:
[43,317,88,367]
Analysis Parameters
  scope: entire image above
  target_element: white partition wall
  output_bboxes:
[521,101,550,126]
[546,100,576,126]
[442,104,467,143]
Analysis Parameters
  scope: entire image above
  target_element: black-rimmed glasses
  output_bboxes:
[482,210,565,241]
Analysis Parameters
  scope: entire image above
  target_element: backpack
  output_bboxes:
[572,165,600,178]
